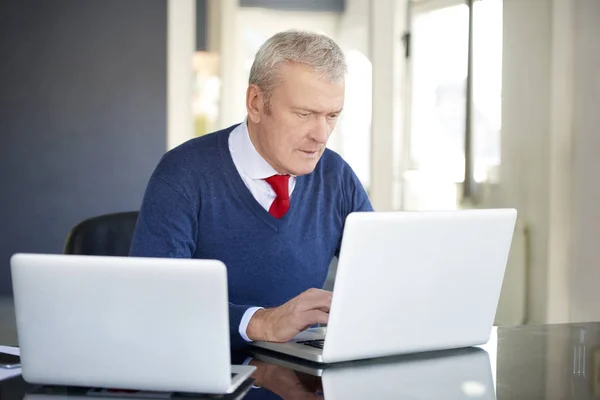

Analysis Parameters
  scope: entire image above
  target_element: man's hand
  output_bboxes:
[246,288,332,342]
[249,359,323,399]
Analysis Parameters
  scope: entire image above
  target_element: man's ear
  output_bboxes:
[246,84,263,123]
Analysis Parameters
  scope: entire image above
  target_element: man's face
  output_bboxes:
[250,63,345,176]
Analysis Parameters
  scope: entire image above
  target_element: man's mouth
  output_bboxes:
[300,149,319,155]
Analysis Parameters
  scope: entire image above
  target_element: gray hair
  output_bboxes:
[249,30,347,111]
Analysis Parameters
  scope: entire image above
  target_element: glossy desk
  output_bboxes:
[1,314,600,399]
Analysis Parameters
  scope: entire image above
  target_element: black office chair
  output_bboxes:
[63,211,139,256]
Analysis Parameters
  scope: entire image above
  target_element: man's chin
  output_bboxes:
[289,160,320,176]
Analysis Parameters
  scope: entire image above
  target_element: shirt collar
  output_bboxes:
[229,119,280,180]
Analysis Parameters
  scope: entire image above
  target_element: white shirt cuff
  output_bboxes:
[239,306,263,342]
[242,357,253,365]
[242,357,262,389]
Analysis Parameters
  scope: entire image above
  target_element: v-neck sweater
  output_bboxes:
[130,124,373,348]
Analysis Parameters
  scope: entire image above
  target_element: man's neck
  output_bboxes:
[246,119,286,175]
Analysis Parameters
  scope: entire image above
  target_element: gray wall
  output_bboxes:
[197,0,208,51]
[0,0,167,296]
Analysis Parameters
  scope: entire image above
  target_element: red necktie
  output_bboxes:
[264,175,290,218]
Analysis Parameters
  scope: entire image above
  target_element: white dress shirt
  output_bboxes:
[228,120,296,342]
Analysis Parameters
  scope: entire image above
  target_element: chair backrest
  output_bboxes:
[63,211,139,256]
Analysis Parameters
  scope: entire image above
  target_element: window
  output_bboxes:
[403,0,502,210]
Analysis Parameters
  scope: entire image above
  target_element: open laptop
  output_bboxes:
[251,208,517,364]
[10,254,255,395]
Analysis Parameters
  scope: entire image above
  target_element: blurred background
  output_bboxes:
[0,0,598,333]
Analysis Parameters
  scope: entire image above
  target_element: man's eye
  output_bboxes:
[296,112,310,118]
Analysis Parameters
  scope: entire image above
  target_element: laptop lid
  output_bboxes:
[11,254,233,394]
[322,209,517,363]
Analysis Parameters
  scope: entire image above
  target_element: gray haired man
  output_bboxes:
[130,30,373,349]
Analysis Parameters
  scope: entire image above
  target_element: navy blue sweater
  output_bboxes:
[130,124,373,348]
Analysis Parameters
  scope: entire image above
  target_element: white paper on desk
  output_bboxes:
[0,345,21,382]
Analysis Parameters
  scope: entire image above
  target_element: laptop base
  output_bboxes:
[250,327,327,363]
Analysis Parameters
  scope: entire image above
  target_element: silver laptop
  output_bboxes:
[10,254,255,394]
[251,209,517,364]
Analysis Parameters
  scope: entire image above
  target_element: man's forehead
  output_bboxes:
[275,62,342,82]
[276,65,343,91]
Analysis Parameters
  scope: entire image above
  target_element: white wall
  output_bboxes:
[500,0,600,324]
[545,0,574,324]
[500,0,552,324]
[570,0,600,322]
[368,0,406,210]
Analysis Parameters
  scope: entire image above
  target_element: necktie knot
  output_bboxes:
[264,174,290,200]
[264,174,290,218]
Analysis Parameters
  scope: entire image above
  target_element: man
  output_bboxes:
[130,30,373,349]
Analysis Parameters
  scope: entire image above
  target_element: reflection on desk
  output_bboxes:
[3,322,600,400]
[22,380,255,400]
[245,347,494,399]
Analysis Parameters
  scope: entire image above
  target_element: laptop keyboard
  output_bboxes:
[297,339,324,349]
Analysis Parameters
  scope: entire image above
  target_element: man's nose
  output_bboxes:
[308,117,330,143]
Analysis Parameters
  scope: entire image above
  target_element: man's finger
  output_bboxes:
[302,288,332,298]
[297,296,332,313]
[296,290,332,312]
[303,310,329,327]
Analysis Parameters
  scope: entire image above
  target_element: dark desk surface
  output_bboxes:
[2,319,600,399]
